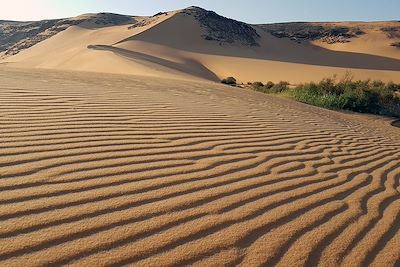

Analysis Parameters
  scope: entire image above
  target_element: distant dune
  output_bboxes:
[1,6,400,83]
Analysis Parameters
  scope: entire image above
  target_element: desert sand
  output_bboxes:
[1,6,400,267]
[1,7,400,84]
[0,66,399,266]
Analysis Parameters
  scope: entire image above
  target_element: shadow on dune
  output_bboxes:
[116,14,400,72]
[391,120,400,128]
[87,45,220,81]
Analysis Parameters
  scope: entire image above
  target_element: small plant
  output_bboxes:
[264,81,275,89]
[221,77,237,85]
[269,81,290,93]
[251,81,290,94]
[251,82,270,94]
[252,81,264,88]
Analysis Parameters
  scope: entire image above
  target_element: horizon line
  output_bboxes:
[1,6,399,24]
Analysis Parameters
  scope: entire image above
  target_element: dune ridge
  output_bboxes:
[1,7,400,83]
[0,67,399,266]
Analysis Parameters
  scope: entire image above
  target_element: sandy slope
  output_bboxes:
[3,9,400,83]
[311,22,400,60]
[0,67,399,266]
[3,12,199,80]
[116,13,400,83]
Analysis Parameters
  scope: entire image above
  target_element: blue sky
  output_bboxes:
[0,0,399,23]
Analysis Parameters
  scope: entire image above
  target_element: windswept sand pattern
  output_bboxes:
[0,67,400,267]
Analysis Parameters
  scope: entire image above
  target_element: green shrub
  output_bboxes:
[248,76,400,118]
[318,78,337,94]
[289,85,348,109]
[341,81,377,112]
[270,81,290,93]
[251,82,269,93]
[264,81,275,89]
[221,77,237,85]
[252,81,264,88]
[275,78,399,117]
[251,81,289,94]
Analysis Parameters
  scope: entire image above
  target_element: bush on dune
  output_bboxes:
[251,81,266,92]
[270,81,290,93]
[221,77,237,85]
[251,81,289,94]
[291,79,400,116]
[249,76,400,118]
[289,83,348,109]
[264,81,275,90]
[252,81,264,88]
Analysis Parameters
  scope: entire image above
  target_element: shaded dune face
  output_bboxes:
[124,13,400,71]
[0,68,399,266]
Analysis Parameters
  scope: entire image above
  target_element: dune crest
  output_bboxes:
[1,7,399,83]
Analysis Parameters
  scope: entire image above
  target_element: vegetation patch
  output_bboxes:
[251,81,289,93]
[249,76,400,118]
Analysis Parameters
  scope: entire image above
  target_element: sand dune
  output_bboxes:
[309,21,400,60]
[88,45,219,81]
[0,67,399,266]
[2,7,400,83]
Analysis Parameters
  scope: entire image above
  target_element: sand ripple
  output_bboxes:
[0,68,399,266]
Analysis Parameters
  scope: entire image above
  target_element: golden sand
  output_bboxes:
[0,67,399,266]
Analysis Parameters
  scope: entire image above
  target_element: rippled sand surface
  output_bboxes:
[0,68,399,266]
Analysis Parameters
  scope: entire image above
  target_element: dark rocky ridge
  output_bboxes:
[1,19,61,54]
[181,6,260,46]
[258,23,365,44]
[381,26,400,39]
[89,13,133,26]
